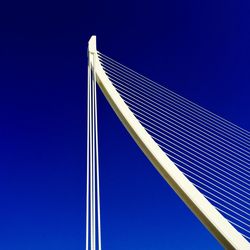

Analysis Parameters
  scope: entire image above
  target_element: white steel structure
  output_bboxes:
[86,35,250,250]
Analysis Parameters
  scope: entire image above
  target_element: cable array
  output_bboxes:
[98,51,250,241]
[86,53,102,250]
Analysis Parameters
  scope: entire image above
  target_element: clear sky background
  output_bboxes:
[1,0,250,249]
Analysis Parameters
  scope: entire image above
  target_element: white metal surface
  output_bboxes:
[87,38,102,250]
[88,35,250,249]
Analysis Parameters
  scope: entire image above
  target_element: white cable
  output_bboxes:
[156,137,250,205]
[133,107,250,225]
[92,67,96,250]
[167,151,250,212]
[101,60,250,147]
[99,54,250,140]
[108,73,250,161]
[167,154,250,211]
[128,107,250,186]
[155,141,250,200]
[89,66,94,250]
[138,112,250,189]
[87,54,102,250]
[176,166,250,215]
[224,220,250,236]
[138,113,250,188]
[190,183,250,227]
[107,71,250,151]
[212,207,249,229]
[181,176,250,233]
[86,64,91,250]
[94,55,102,250]
[166,151,250,208]
[98,52,250,138]
[98,54,249,152]
[116,86,250,172]
[113,79,250,164]
[177,167,250,220]
[123,95,250,178]
[188,178,249,213]
[126,101,250,179]
[202,193,249,220]
[104,65,250,149]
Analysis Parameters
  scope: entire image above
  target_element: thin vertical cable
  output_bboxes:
[86,63,91,250]
[92,66,96,250]
[89,65,94,250]
[87,51,101,250]
[94,54,102,250]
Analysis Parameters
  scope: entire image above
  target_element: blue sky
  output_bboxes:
[0,0,249,249]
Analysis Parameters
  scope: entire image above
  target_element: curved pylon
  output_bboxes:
[88,35,250,250]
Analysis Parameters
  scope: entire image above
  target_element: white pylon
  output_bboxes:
[86,36,102,250]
